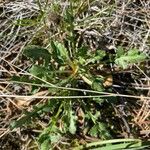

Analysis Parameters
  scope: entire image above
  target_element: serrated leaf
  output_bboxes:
[23,45,51,66]
[98,122,112,139]
[127,48,139,56]
[88,122,112,139]
[89,124,99,137]
[86,50,106,65]
[115,48,146,69]
[116,46,125,57]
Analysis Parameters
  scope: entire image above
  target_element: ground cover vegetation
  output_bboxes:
[0,0,150,149]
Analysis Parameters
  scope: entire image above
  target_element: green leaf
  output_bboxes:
[69,110,76,134]
[89,122,111,139]
[87,112,97,124]
[93,97,105,104]
[41,139,51,150]
[23,45,51,66]
[96,50,106,60]
[39,126,62,149]
[29,65,54,79]
[89,124,99,137]
[85,50,106,65]
[50,133,62,143]
[51,41,70,64]
[78,56,86,65]
[127,48,139,56]
[10,116,31,129]
[92,78,104,92]
[29,65,48,76]
[11,75,30,83]
[115,48,146,69]
[97,122,112,139]
[15,18,38,27]
[98,142,142,150]
[56,42,69,60]
[77,46,88,57]
[75,139,143,150]
[65,9,74,24]
[116,46,125,58]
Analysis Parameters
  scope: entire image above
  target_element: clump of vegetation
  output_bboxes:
[10,1,149,149]
[0,0,150,149]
